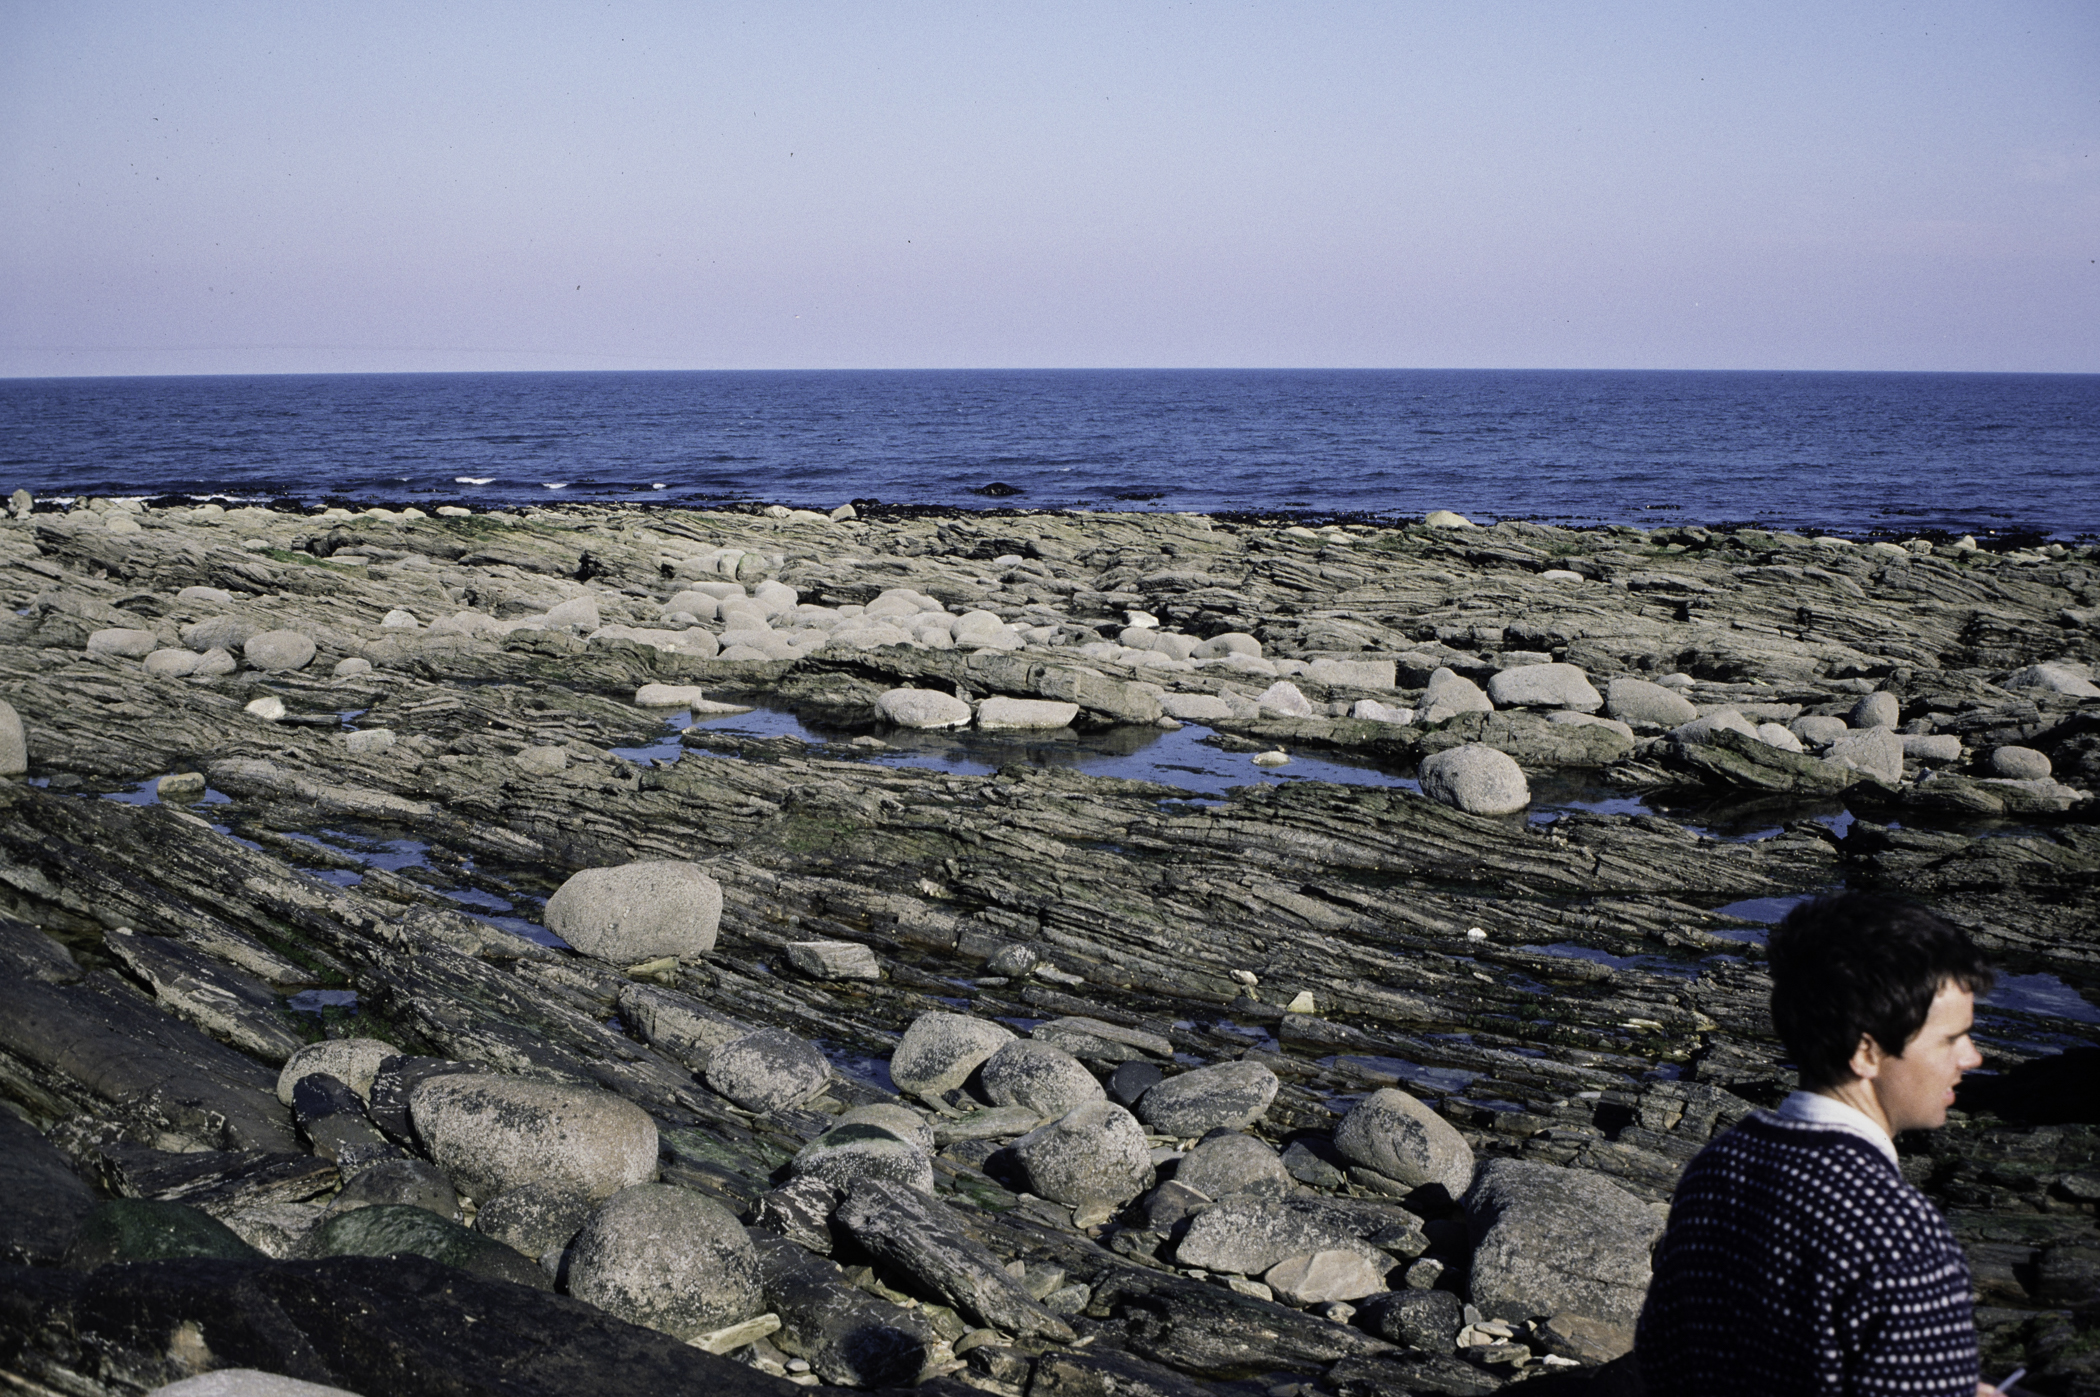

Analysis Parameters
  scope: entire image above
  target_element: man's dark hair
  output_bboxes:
[1767,891,1994,1090]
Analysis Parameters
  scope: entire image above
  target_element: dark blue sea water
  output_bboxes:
[3,369,2095,537]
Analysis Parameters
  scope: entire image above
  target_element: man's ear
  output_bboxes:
[1848,1033,1889,1082]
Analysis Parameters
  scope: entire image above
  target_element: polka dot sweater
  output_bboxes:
[1636,1112,1979,1396]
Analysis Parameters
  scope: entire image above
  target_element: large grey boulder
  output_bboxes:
[543,861,721,962]
[1486,663,1601,712]
[1989,745,2052,779]
[836,1178,1075,1342]
[1333,1088,1475,1199]
[876,688,973,729]
[834,1103,935,1155]
[1307,657,1396,689]
[88,627,158,659]
[1173,1131,1294,1199]
[1265,1246,1392,1305]
[1848,691,1900,729]
[1822,725,1904,786]
[1416,744,1529,816]
[1256,681,1315,718]
[1790,714,1849,748]
[1136,1060,1280,1137]
[1604,677,1697,727]
[408,1073,657,1202]
[792,1120,935,1195]
[977,696,1080,730]
[980,1040,1104,1117]
[704,1028,831,1113]
[1419,668,1493,723]
[1465,1159,1663,1327]
[2005,662,2100,697]
[889,1011,1014,1102]
[1668,709,1760,746]
[277,1037,397,1106]
[1010,1100,1152,1207]
[0,699,23,776]
[182,615,252,651]
[242,630,317,671]
[566,1184,763,1341]
[1174,1194,1406,1276]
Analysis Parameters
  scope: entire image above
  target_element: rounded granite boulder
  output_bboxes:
[542,861,721,962]
[408,1073,657,1203]
[979,1040,1105,1118]
[1010,1100,1152,1207]
[1417,743,1530,816]
[1136,1060,1280,1137]
[875,687,973,729]
[566,1184,763,1341]
[242,629,318,672]
[1333,1087,1476,1200]
[889,1011,1015,1102]
[704,1028,832,1113]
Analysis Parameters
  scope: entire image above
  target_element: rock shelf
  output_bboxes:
[0,496,2095,1395]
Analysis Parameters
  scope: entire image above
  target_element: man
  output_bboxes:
[1636,892,2004,1397]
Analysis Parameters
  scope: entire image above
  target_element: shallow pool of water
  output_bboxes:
[1322,1053,1482,1094]
[1518,942,1702,979]
[1982,971,2100,1025]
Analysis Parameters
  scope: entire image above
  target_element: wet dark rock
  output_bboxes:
[750,1228,938,1388]
[1107,1061,1165,1108]
[1085,1266,1393,1378]
[291,1072,398,1169]
[0,1254,825,1396]
[834,1177,1075,1341]
[1357,1287,1464,1352]
[330,1157,464,1225]
[1028,1346,1215,1397]
[304,1203,548,1290]
[1326,1352,1506,1396]
[65,1198,263,1268]
[0,1110,96,1266]
[751,1175,843,1255]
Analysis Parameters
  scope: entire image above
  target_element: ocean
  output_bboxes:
[2,368,2095,538]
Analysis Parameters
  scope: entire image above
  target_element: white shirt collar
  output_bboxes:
[1776,1090,1899,1167]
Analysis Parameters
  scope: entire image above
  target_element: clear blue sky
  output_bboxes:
[3,1,2095,376]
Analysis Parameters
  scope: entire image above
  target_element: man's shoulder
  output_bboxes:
[1681,1111,1908,1193]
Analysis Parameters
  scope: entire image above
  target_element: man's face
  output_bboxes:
[1873,981,1983,1133]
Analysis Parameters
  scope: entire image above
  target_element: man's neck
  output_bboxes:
[1814,1081,1895,1139]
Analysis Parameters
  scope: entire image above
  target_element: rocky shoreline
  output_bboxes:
[0,494,2094,1396]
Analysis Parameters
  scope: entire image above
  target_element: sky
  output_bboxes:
[2,1,2096,377]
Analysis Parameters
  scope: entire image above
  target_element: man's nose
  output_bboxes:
[1958,1039,1983,1071]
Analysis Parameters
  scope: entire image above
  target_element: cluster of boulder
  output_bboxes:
[0,492,2095,1396]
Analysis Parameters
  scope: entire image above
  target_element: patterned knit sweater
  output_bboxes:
[1636,1112,1979,1396]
